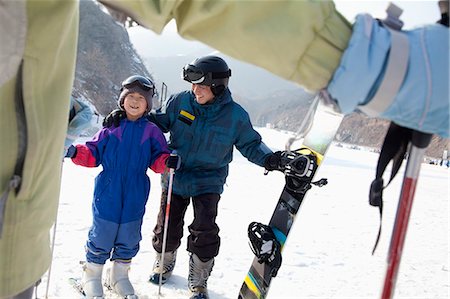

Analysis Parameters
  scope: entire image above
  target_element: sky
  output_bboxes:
[37,128,449,299]
[334,0,441,28]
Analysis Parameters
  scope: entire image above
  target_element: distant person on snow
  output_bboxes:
[104,55,282,299]
[1,1,447,298]
[64,96,93,157]
[65,75,179,299]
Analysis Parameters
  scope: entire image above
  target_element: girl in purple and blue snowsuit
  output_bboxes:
[67,76,177,298]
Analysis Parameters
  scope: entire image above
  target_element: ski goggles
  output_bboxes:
[182,64,231,86]
[121,75,155,92]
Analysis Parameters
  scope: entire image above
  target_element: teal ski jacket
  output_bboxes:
[149,89,272,197]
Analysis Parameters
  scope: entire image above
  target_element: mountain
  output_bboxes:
[73,0,153,116]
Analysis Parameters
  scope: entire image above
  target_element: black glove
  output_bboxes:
[103,109,127,128]
[65,145,77,158]
[166,154,181,170]
[264,151,283,171]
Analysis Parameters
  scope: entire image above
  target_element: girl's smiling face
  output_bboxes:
[123,92,147,121]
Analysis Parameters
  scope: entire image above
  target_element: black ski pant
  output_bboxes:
[152,190,220,261]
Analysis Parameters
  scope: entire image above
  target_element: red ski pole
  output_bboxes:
[158,152,177,298]
[381,131,432,299]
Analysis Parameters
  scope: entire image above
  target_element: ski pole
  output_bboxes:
[44,211,58,298]
[158,152,177,298]
[285,90,339,152]
[285,93,319,152]
[380,131,432,299]
[44,160,66,298]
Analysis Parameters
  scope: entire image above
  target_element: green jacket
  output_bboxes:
[0,1,78,296]
[99,0,351,92]
[1,0,350,296]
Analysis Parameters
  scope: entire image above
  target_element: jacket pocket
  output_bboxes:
[208,127,233,160]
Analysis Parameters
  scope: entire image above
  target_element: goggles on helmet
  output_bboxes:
[182,64,231,86]
[121,75,154,92]
[183,64,211,85]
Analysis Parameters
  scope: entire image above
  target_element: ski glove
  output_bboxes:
[264,151,283,171]
[65,145,77,158]
[102,109,127,128]
[166,154,181,170]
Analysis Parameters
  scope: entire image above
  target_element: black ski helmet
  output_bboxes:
[182,55,232,96]
[118,75,156,111]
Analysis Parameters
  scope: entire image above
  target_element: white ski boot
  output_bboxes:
[105,261,138,299]
[188,254,214,299]
[81,262,104,299]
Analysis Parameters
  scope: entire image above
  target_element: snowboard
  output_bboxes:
[238,98,343,299]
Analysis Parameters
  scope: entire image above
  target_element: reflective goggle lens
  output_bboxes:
[183,65,206,84]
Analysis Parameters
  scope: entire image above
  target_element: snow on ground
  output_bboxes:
[38,127,449,299]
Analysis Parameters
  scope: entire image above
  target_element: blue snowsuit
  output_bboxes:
[73,117,169,264]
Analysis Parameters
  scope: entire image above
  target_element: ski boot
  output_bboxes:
[149,250,177,285]
[188,253,214,299]
[104,260,138,299]
[81,261,104,299]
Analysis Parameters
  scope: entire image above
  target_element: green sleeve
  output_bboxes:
[99,0,352,91]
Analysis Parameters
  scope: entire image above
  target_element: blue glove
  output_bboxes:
[166,154,181,170]
[65,145,77,158]
[328,14,449,138]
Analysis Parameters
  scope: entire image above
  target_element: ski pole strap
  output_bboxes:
[247,222,282,278]
[369,122,412,254]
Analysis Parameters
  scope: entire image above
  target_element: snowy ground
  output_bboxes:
[37,128,449,299]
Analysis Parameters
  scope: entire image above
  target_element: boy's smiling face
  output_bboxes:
[123,92,147,121]
[192,84,215,105]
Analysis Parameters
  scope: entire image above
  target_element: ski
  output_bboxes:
[238,94,343,299]
[69,276,139,299]
[68,277,88,298]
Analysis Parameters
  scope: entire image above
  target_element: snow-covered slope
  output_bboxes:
[38,128,449,298]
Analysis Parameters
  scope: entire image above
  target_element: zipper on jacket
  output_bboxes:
[0,60,28,238]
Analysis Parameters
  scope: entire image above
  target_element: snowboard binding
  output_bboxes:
[247,222,282,277]
[280,148,326,194]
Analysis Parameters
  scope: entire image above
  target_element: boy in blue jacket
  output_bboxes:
[67,75,180,298]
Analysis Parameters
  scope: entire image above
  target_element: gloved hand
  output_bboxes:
[166,154,181,170]
[264,151,283,171]
[102,109,127,128]
[65,145,77,158]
